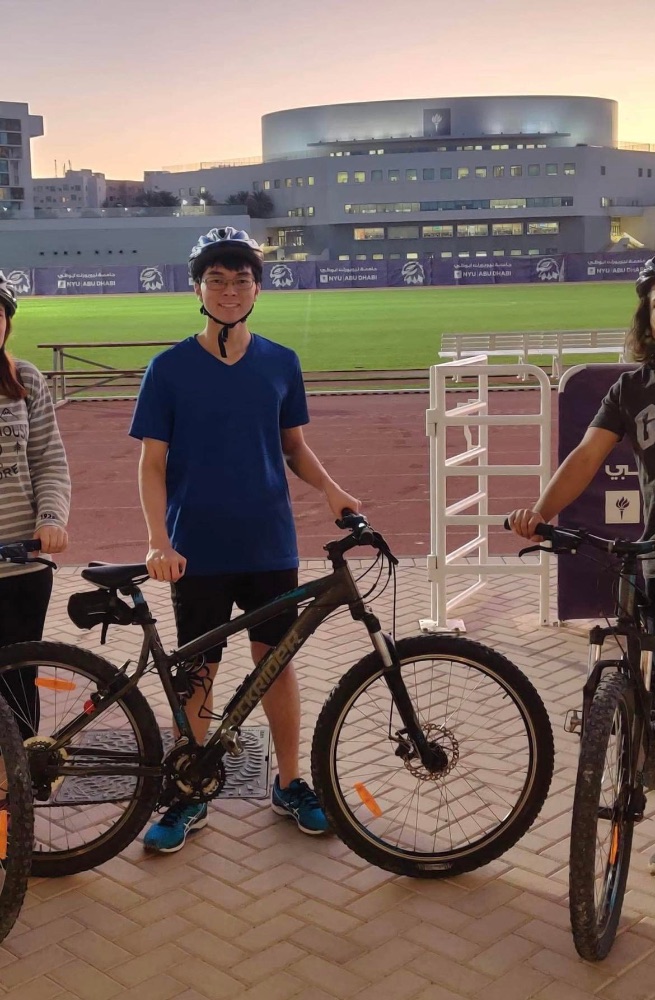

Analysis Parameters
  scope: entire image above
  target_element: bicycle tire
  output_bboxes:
[0,693,34,941]
[311,634,554,877]
[0,641,163,878]
[569,671,635,961]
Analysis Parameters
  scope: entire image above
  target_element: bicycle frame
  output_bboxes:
[49,556,432,785]
[582,554,655,787]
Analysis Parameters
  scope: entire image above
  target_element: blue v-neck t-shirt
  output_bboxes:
[129,334,309,575]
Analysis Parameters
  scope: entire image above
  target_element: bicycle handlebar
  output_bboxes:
[503,518,655,558]
[328,510,399,565]
[0,539,42,563]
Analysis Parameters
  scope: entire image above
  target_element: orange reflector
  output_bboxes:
[609,825,620,865]
[35,677,76,692]
[354,782,383,817]
[0,811,7,860]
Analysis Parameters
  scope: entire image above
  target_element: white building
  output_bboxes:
[33,169,107,213]
[145,95,655,260]
[0,100,43,219]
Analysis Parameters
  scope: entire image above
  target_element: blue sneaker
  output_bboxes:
[143,801,208,853]
[271,777,329,835]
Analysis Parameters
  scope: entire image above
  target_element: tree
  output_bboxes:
[133,190,180,208]
[189,191,219,207]
[225,190,275,219]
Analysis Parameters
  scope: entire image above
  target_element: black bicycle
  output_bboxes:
[0,513,553,880]
[513,521,655,961]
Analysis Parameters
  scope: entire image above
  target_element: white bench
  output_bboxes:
[439,329,627,379]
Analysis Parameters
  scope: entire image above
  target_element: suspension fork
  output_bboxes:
[361,611,432,761]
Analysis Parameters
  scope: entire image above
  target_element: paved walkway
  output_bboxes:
[4,558,655,999]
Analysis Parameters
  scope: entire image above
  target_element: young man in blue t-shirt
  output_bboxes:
[130,227,360,852]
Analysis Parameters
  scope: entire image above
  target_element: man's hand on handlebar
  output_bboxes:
[506,508,549,542]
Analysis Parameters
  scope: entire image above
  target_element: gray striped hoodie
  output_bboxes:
[0,360,71,577]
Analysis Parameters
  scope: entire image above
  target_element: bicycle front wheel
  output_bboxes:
[311,634,554,877]
[0,692,34,941]
[0,641,163,878]
[569,671,635,961]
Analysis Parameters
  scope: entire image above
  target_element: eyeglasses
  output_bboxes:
[202,276,256,290]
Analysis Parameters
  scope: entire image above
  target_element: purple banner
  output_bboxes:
[387,258,433,287]
[316,262,387,288]
[170,263,194,293]
[449,255,565,286]
[557,364,642,620]
[33,266,139,295]
[564,252,652,283]
[262,262,317,291]
[137,265,170,293]
[0,267,34,296]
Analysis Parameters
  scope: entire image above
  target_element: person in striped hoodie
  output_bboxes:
[0,277,70,735]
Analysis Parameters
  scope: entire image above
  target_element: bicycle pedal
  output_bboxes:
[564,709,583,734]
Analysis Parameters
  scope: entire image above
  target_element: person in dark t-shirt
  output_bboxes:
[130,228,361,852]
[508,256,655,869]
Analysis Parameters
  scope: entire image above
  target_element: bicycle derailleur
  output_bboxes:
[158,736,226,809]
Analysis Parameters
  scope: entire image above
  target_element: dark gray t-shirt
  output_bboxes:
[591,365,655,557]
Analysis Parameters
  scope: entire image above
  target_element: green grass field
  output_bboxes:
[13,283,634,373]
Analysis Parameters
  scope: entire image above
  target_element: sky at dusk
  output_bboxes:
[5,0,655,180]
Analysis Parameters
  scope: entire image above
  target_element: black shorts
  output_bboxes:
[171,568,299,663]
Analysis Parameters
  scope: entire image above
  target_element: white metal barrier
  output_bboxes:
[424,355,552,630]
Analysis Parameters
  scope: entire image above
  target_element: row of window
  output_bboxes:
[262,177,315,190]
[34,184,84,192]
[0,187,24,201]
[335,249,556,260]
[353,222,559,240]
[328,142,550,155]
[0,146,22,160]
[287,207,315,217]
[344,197,573,214]
[0,119,21,132]
[0,132,21,147]
[36,249,141,256]
[337,164,575,183]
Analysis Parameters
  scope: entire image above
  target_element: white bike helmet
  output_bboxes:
[0,277,18,318]
[636,257,655,299]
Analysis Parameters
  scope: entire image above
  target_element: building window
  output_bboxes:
[285,178,292,187]
[422,168,435,180]
[546,163,558,175]
[422,224,453,238]
[372,253,384,260]
[388,169,400,182]
[457,167,470,180]
[355,254,367,260]
[493,165,504,178]
[338,255,350,260]
[308,176,315,185]
[492,249,505,256]
[337,171,348,183]
[610,218,621,240]
[406,168,418,181]
[296,177,304,186]
[458,252,470,259]
[510,249,522,256]
[440,167,452,180]
[307,206,315,216]
[528,164,540,176]
[527,221,559,235]
[492,222,523,236]
[510,165,522,177]
[441,251,453,258]
[649,169,653,178]
[638,167,644,178]
[274,179,281,188]
[475,251,488,257]
[475,167,487,178]
[457,224,489,237]
[263,180,271,190]
[371,169,383,181]
[388,225,419,239]
[354,171,366,183]
[600,196,610,207]
[491,198,527,209]
[389,253,401,259]
[406,253,419,259]
[563,163,576,175]
[600,166,606,176]
[354,227,384,240]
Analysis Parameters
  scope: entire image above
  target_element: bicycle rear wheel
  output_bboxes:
[569,671,636,961]
[0,692,33,941]
[0,641,163,878]
[311,634,554,877]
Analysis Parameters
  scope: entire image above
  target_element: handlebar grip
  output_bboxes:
[503,518,511,531]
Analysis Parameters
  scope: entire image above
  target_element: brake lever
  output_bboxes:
[518,543,552,557]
